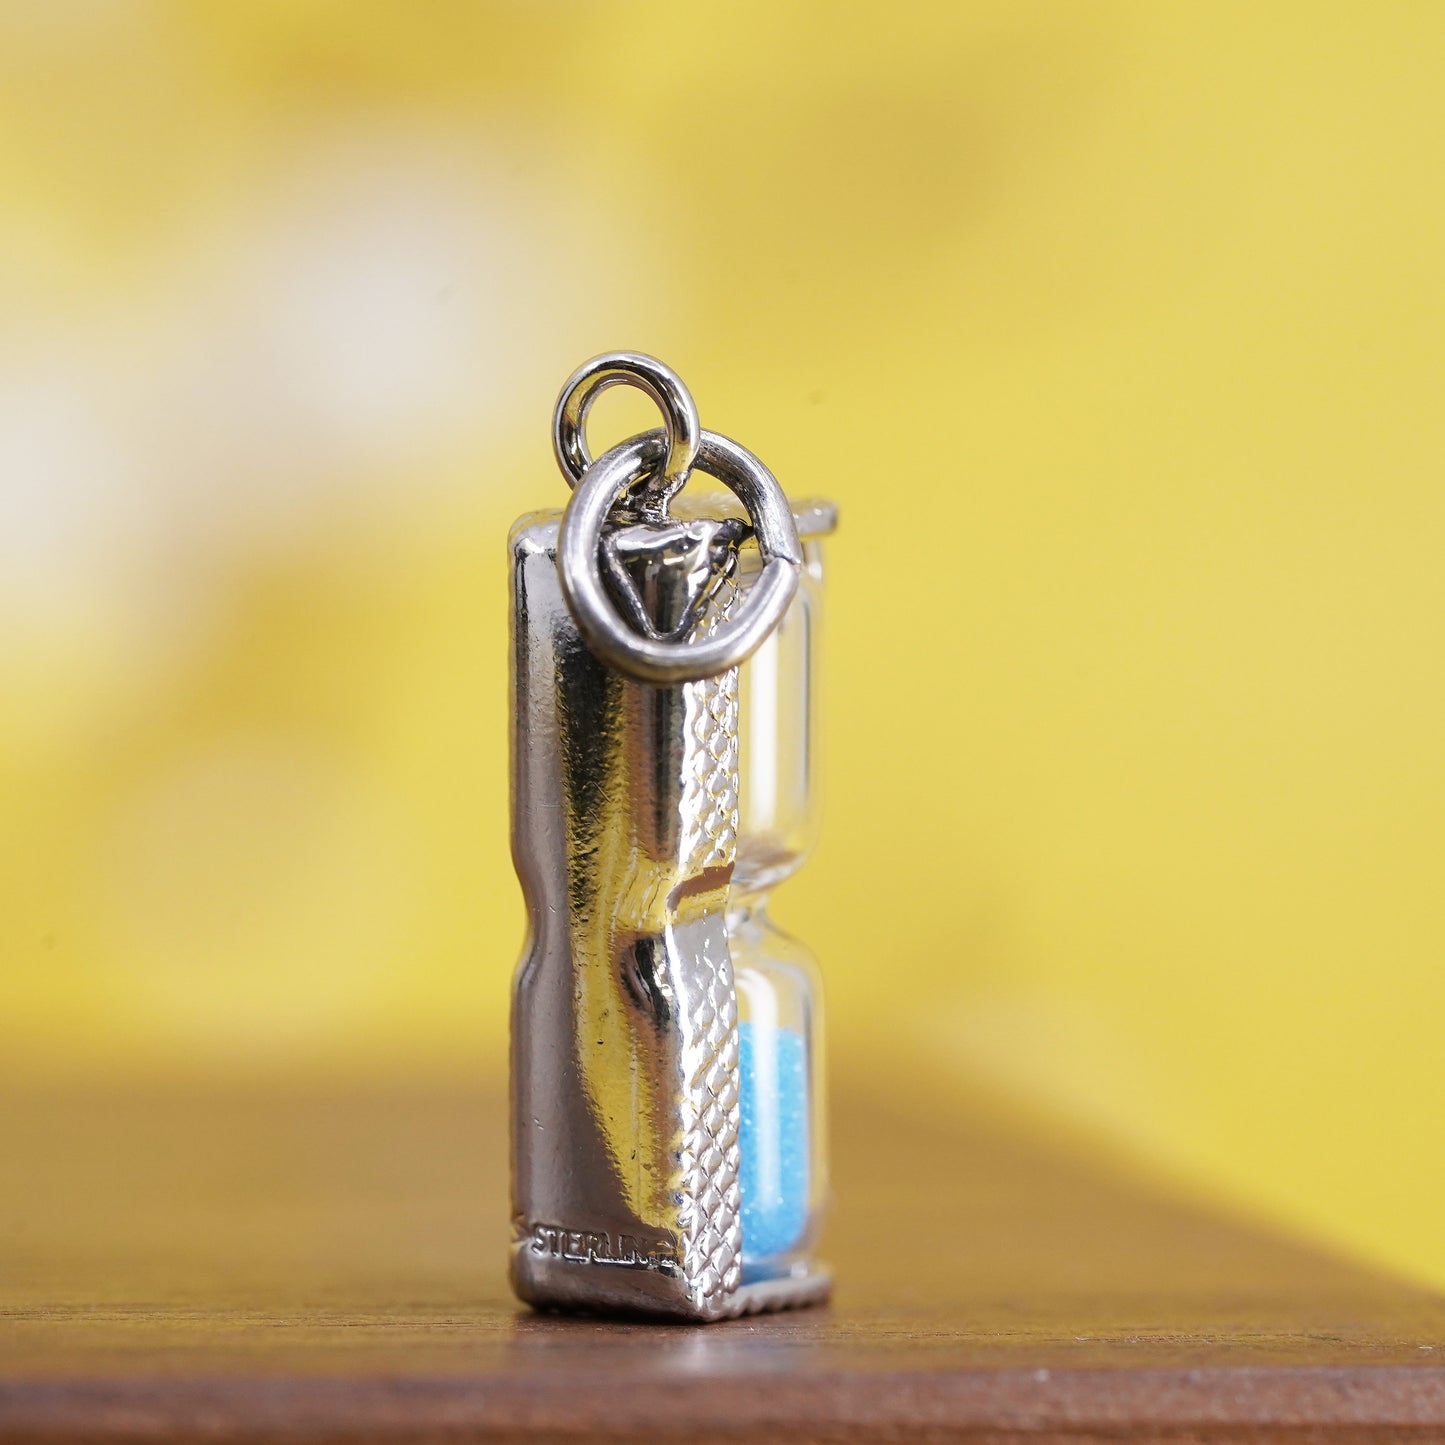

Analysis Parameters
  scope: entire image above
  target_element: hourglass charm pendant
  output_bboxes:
[509,353,835,1319]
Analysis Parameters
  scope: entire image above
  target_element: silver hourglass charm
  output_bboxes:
[508,353,834,1320]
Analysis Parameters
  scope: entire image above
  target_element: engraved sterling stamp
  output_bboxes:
[519,1221,677,1274]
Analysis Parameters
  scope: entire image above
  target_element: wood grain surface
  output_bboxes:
[2,1078,1443,1441]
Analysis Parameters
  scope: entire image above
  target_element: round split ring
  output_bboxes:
[558,428,803,685]
[553,352,701,513]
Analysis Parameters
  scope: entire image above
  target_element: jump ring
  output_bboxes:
[552,352,701,510]
[558,429,802,684]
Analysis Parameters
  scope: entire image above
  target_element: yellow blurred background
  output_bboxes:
[3,3,1444,1285]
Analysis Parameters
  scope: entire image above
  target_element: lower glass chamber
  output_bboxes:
[733,909,826,1279]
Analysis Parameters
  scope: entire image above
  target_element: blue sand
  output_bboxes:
[737,1020,809,1262]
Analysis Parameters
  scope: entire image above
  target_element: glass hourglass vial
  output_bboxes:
[730,501,833,1281]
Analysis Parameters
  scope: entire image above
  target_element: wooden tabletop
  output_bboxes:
[2,1077,1443,1442]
